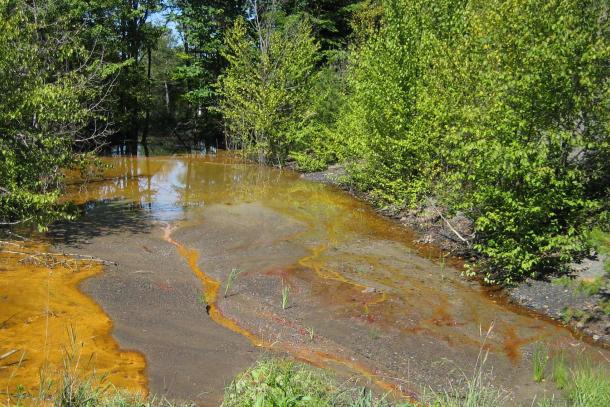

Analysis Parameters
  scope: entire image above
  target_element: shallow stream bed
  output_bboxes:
[2,153,609,406]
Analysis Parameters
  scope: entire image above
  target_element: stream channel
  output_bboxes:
[1,152,609,406]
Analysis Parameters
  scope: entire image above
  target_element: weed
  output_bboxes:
[552,352,569,390]
[552,275,573,287]
[306,326,315,341]
[221,358,408,407]
[224,267,243,298]
[576,278,604,296]
[439,252,448,282]
[568,362,610,407]
[532,345,549,382]
[282,285,290,310]
[534,398,556,407]
[368,328,380,340]
[561,307,586,324]
[601,299,610,316]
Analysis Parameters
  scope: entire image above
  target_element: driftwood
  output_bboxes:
[0,240,117,268]
[436,211,474,248]
[0,350,17,361]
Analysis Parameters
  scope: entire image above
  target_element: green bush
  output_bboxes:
[339,0,610,283]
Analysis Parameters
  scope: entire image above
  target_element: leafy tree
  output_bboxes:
[340,0,610,283]
[0,0,121,228]
[215,10,320,165]
[169,0,244,142]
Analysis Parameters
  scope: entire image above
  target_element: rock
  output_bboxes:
[362,287,380,294]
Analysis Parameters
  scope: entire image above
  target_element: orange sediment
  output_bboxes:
[162,224,418,402]
[0,242,147,400]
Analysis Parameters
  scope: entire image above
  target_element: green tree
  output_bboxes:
[215,10,320,165]
[169,0,244,142]
[0,0,122,228]
[340,0,610,283]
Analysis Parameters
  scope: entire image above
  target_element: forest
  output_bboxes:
[0,0,608,283]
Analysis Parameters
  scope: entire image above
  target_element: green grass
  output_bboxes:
[221,354,510,407]
[225,267,244,298]
[601,299,610,316]
[533,346,549,382]
[552,353,569,390]
[567,363,610,407]
[576,278,605,296]
[282,285,290,310]
[220,358,400,407]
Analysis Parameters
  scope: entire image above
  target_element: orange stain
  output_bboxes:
[0,243,147,400]
[162,224,418,403]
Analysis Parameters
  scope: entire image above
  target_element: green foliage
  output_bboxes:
[532,346,549,382]
[552,353,569,390]
[340,0,610,283]
[221,358,405,407]
[567,363,610,407]
[221,359,337,407]
[224,267,244,297]
[0,0,116,228]
[215,13,320,165]
[282,285,290,310]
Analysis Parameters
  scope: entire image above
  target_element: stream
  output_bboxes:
[1,152,609,406]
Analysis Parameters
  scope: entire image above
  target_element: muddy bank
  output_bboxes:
[50,203,261,406]
[301,166,610,346]
[34,154,609,406]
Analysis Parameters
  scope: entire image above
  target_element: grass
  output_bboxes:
[282,285,290,310]
[575,278,605,296]
[552,352,569,390]
[225,267,244,298]
[6,328,609,407]
[4,327,186,407]
[221,353,511,407]
[567,362,610,407]
[9,352,609,407]
[533,345,549,382]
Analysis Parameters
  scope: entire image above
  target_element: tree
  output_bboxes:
[169,0,244,143]
[340,0,610,283]
[0,0,122,228]
[215,7,320,165]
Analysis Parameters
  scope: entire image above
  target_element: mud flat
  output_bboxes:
[33,154,610,405]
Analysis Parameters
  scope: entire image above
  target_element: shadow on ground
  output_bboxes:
[48,200,154,247]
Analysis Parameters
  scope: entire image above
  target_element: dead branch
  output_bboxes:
[0,350,18,361]
[0,241,117,267]
[436,211,473,248]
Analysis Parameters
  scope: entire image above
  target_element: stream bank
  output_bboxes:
[5,153,607,406]
[300,165,610,346]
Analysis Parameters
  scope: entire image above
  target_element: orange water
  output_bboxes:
[2,152,607,402]
[0,244,147,401]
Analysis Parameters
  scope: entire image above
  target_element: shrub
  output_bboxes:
[340,0,610,283]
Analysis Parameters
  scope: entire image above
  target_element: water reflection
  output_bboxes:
[104,138,215,158]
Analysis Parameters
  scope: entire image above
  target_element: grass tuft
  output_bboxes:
[282,285,290,310]
[224,267,244,298]
[567,362,610,407]
[551,352,569,390]
[220,358,398,407]
[532,345,549,382]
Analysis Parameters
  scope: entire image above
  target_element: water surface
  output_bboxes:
[3,152,608,405]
